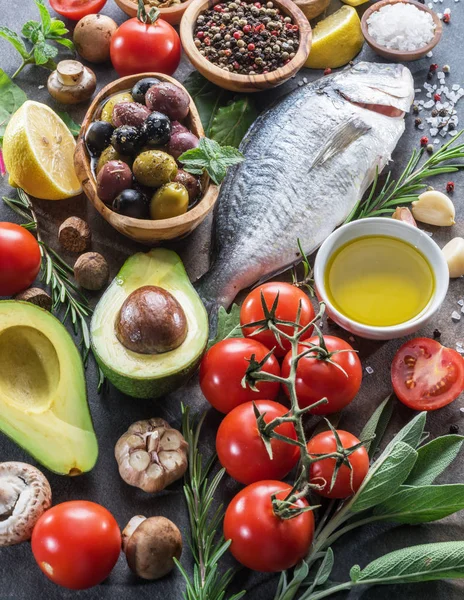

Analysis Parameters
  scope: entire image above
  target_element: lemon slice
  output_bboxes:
[305,6,364,70]
[3,101,82,200]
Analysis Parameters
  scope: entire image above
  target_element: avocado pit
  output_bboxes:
[115,285,188,354]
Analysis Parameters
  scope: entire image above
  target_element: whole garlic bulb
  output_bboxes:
[411,191,455,226]
[442,237,464,278]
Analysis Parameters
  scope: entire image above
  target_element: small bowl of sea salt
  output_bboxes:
[361,0,442,61]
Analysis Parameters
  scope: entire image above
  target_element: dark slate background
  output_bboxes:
[0,0,463,598]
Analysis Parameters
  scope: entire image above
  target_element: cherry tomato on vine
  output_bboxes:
[49,0,107,20]
[307,430,369,499]
[216,400,299,484]
[391,337,464,411]
[282,335,362,414]
[199,338,281,414]
[0,222,41,296]
[110,11,181,77]
[31,501,121,590]
[224,480,314,572]
[240,282,315,356]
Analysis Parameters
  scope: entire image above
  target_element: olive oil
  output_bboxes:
[325,235,435,327]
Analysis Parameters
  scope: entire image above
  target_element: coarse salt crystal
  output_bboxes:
[458,299,464,306]
[365,366,374,375]
[444,7,451,12]
[452,311,461,322]
[427,51,434,57]
[367,4,436,51]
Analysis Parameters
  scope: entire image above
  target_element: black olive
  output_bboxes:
[86,121,114,156]
[131,77,161,104]
[112,189,150,219]
[142,111,172,147]
[111,125,146,155]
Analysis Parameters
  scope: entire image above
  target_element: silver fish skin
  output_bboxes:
[195,62,415,312]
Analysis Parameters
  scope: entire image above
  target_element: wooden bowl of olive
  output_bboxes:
[74,73,219,244]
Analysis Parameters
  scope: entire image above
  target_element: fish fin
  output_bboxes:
[310,118,371,169]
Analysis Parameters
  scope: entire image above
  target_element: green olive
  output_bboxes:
[96,145,132,174]
[101,92,134,124]
[150,182,189,220]
[133,150,178,188]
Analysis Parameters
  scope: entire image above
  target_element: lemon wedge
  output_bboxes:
[3,101,82,200]
[305,6,364,70]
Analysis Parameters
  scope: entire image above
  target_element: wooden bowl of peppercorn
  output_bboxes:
[180,0,312,93]
[114,0,195,26]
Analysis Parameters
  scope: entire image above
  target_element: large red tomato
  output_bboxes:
[110,13,181,77]
[199,338,281,414]
[0,222,41,296]
[49,0,107,20]
[240,282,315,356]
[31,501,121,590]
[224,481,314,572]
[216,400,299,484]
[391,338,464,411]
[282,335,362,414]
[307,430,369,499]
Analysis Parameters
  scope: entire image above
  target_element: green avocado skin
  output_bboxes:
[93,345,204,399]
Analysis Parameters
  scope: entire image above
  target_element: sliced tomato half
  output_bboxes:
[391,337,464,411]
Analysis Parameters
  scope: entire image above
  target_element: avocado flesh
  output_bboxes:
[0,301,98,475]
[91,248,208,399]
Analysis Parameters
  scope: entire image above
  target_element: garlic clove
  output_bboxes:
[442,237,464,278]
[392,206,417,227]
[411,190,455,226]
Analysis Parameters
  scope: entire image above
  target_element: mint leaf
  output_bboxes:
[373,484,464,523]
[34,42,57,66]
[359,394,394,458]
[207,304,243,349]
[0,69,27,143]
[0,27,29,58]
[179,137,244,185]
[57,111,80,137]
[35,0,51,34]
[22,20,41,42]
[210,98,257,148]
[53,37,75,51]
[405,435,464,486]
[48,19,68,36]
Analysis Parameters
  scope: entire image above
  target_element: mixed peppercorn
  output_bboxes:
[193,0,300,75]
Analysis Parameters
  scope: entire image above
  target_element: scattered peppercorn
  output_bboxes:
[442,64,451,73]
[323,67,332,76]
[450,424,459,434]
[420,136,429,147]
[412,104,419,114]
[429,63,438,72]
[433,328,441,339]
[193,0,299,75]
[426,143,434,154]
[427,72,433,81]
[439,108,448,117]
[446,181,455,193]
[443,13,450,23]
[433,93,441,102]
[414,117,422,127]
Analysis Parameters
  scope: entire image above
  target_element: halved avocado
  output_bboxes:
[91,248,208,399]
[0,301,98,475]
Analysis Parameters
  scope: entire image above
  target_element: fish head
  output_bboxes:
[331,62,415,116]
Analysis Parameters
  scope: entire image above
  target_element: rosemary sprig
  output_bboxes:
[346,130,464,222]
[175,405,246,600]
[2,189,104,390]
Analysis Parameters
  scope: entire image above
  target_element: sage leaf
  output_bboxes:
[350,441,417,513]
[381,411,426,458]
[57,111,81,137]
[359,394,394,458]
[183,71,231,135]
[373,484,464,523]
[313,548,334,587]
[0,69,27,143]
[207,304,243,350]
[351,541,464,585]
[210,98,257,148]
[405,435,464,486]
[278,561,309,600]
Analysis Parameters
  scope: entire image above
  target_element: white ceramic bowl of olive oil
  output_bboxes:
[314,218,449,341]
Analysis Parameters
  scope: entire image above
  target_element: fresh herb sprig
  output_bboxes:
[175,405,246,600]
[179,137,244,185]
[346,130,464,222]
[0,0,74,79]
[2,189,104,389]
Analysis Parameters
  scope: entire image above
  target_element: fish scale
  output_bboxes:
[195,62,415,315]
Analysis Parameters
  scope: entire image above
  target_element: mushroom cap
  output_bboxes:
[123,516,182,580]
[0,462,52,546]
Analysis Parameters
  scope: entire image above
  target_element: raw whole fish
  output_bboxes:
[195,62,414,313]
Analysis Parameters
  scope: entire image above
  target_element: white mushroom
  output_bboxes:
[0,462,52,546]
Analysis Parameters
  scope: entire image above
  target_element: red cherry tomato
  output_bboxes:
[31,501,121,590]
[307,430,369,499]
[49,0,107,20]
[224,480,314,572]
[110,14,181,77]
[216,400,299,484]
[391,338,464,411]
[0,222,41,296]
[240,282,315,356]
[200,338,281,414]
[282,335,362,414]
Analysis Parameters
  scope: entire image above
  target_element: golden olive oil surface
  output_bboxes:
[325,235,434,327]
